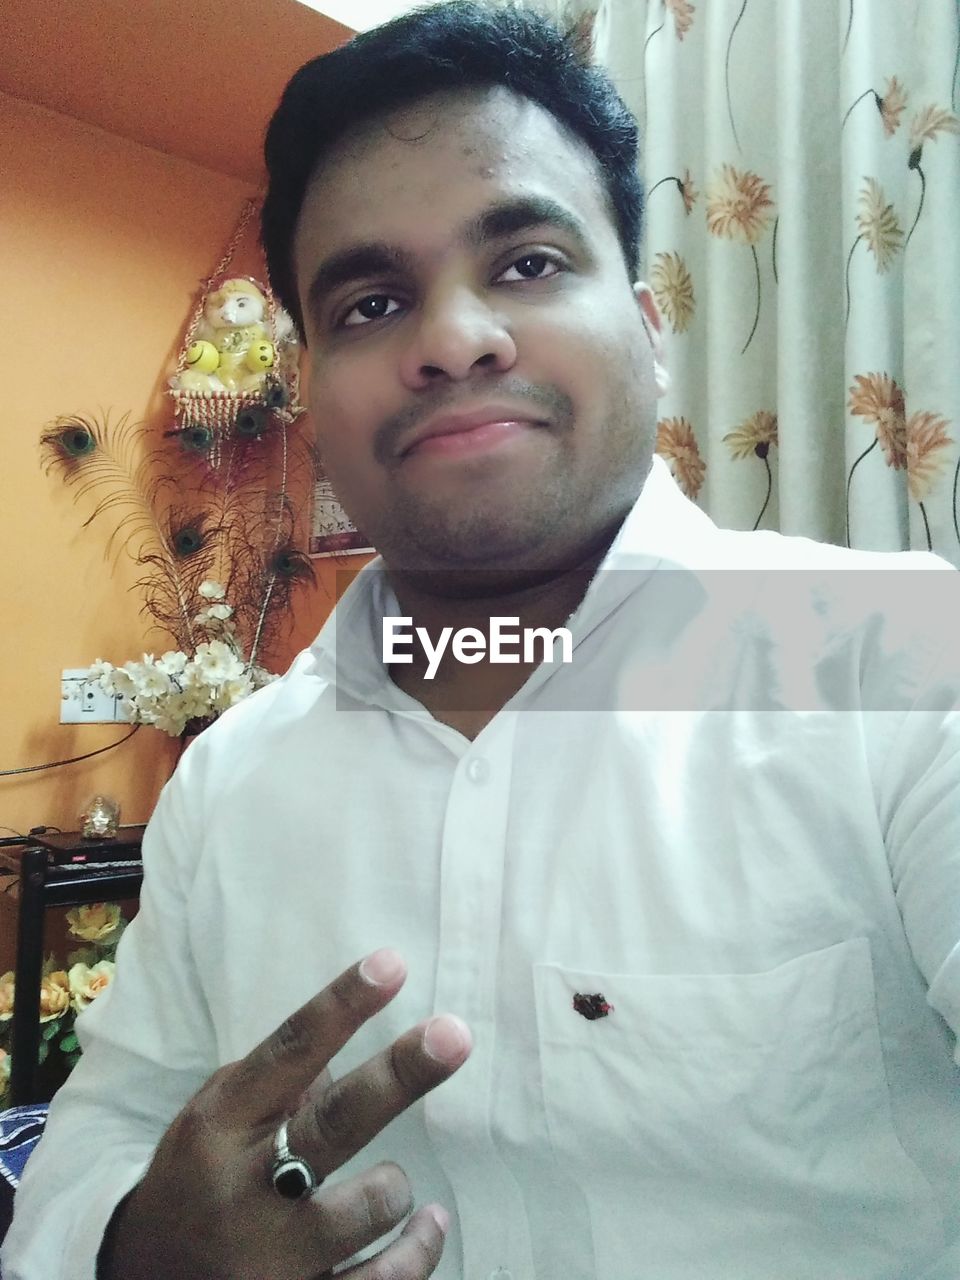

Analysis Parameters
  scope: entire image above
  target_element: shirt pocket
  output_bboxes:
[533,937,944,1280]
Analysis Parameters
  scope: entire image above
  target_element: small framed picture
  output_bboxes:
[309,471,374,558]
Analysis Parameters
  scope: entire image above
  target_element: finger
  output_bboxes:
[221,949,408,1123]
[334,1203,449,1279]
[296,1066,332,1113]
[294,1161,412,1273]
[287,1014,472,1181]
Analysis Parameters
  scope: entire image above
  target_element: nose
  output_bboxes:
[399,286,517,389]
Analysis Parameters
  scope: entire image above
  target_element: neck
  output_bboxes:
[384,528,618,738]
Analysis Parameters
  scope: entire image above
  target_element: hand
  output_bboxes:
[98,949,472,1280]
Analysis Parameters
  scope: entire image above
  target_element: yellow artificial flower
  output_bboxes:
[66,902,121,942]
[68,960,117,1013]
[0,971,14,1022]
[40,971,70,1023]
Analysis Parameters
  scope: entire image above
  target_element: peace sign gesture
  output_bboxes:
[98,950,472,1279]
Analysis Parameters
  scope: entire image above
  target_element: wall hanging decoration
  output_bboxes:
[40,200,319,738]
[167,200,303,463]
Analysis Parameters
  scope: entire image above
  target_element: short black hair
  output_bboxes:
[261,0,643,337]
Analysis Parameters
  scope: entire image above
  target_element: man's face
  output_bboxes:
[293,87,666,576]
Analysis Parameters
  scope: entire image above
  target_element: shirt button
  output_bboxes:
[490,1271,512,1280]
[466,757,490,784]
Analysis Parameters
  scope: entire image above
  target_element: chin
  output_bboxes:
[382,519,609,603]
[370,454,649,577]
[402,503,558,569]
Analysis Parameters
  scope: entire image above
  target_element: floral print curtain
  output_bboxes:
[533,0,960,565]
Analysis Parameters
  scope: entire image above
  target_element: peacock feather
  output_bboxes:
[40,408,318,667]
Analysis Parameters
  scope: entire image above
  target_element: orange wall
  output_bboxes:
[0,91,349,852]
[0,0,354,187]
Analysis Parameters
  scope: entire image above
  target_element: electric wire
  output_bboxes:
[0,725,140,777]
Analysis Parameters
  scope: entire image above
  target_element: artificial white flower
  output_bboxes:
[194,640,245,682]
[137,668,175,699]
[211,676,254,712]
[90,588,274,736]
[157,650,188,676]
[153,709,187,736]
[104,667,137,698]
[178,663,205,691]
[184,688,215,717]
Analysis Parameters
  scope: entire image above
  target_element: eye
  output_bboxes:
[341,294,402,328]
[498,253,563,283]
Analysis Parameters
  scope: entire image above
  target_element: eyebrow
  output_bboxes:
[305,245,412,322]
[464,195,592,254]
[304,195,592,321]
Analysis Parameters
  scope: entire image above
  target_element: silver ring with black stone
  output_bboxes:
[270,1118,321,1200]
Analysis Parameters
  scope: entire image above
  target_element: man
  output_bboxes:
[4,4,959,1278]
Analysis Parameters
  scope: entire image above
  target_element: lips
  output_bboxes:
[400,406,546,458]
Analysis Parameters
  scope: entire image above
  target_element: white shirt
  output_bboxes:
[5,458,960,1280]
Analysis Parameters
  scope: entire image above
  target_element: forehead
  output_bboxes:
[293,87,615,260]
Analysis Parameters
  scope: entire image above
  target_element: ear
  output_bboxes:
[632,282,670,398]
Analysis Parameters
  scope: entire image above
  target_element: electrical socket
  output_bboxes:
[60,668,128,724]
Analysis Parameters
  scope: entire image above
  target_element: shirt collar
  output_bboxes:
[307,456,719,704]
[569,455,719,642]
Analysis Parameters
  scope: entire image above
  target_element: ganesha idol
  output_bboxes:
[172,278,280,395]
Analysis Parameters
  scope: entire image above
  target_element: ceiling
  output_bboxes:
[297,0,439,32]
[0,0,354,183]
